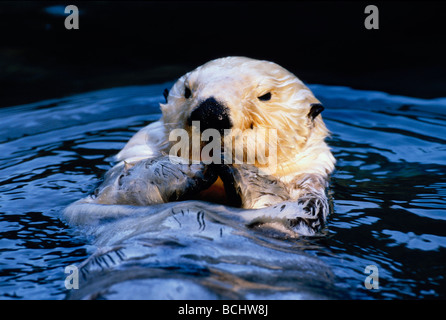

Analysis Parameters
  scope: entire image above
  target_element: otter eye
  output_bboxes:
[184,87,192,99]
[163,88,169,103]
[258,92,271,101]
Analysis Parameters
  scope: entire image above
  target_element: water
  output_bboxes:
[0,83,445,299]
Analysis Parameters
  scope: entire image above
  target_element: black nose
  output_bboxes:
[188,97,232,134]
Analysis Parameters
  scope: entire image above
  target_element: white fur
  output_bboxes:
[64,57,336,235]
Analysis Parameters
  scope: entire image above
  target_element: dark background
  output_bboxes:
[1,1,445,108]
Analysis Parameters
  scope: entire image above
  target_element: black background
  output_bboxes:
[1,1,445,108]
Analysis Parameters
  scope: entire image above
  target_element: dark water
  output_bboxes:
[0,83,445,299]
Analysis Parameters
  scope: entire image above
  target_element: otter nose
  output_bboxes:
[188,97,232,134]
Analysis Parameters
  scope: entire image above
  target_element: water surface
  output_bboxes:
[0,83,445,299]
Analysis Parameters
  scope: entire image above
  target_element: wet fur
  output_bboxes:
[64,57,336,235]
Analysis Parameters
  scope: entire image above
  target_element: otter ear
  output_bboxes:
[163,88,169,103]
[308,103,324,120]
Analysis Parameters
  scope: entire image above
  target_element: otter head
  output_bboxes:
[160,56,329,177]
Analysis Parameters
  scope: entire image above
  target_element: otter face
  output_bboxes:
[160,56,329,176]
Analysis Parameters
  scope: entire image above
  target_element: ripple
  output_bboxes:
[1,83,445,299]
